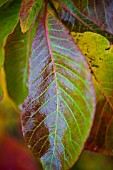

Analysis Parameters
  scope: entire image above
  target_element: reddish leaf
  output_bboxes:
[21,4,96,169]
[0,135,38,170]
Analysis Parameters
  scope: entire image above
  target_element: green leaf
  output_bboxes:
[4,22,36,109]
[21,13,96,170]
[72,32,113,155]
[20,0,43,33]
[0,0,22,42]
[0,0,8,7]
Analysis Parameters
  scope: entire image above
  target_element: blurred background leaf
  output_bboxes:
[0,0,22,41]
[4,22,37,109]
[0,135,39,170]
[72,150,113,170]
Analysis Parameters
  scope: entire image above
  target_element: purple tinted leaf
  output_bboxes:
[21,10,96,170]
[74,0,113,35]
[53,0,113,42]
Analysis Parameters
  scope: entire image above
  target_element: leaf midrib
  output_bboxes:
[44,13,59,156]
[54,0,95,31]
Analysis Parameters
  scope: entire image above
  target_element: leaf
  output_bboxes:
[0,0,22,41]
[74,0,113,35]
[0,0,8,7]
[72,150,113,170]
[4,22,36,109]
[0,135,38,170]
[20,0,43,33]
[21,12,96,170]
[72,32,113,155]
[53,0,113,42]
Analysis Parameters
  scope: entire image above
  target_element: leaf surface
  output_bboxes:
[0,0,21,41]
[74,0,113,35]
[53,0,113,42]
[20,0,43,33]
[21,13,96,170]
[0,135,38,170]
[72,32,113,155]
[4,23,36,109]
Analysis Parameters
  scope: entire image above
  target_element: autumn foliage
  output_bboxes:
[0,0,113,170]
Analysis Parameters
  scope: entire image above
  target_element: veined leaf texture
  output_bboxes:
[20,0,43,33]
[0,0,113,169]
[53,0,113,42]
[74,0,113,35]
[21,10,96,170]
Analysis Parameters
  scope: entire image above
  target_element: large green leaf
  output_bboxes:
[4,23,36,109]
[21,13,96,169]
[53,0,113,42]
[20,0,43,33]
[0,0,22,42]
[72,32,113,155]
